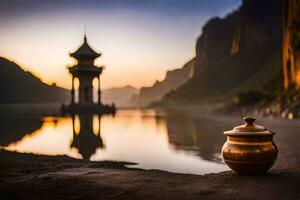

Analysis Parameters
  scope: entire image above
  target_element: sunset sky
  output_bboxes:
[0,0,241,89]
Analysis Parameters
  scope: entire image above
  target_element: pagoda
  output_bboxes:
[62,35,116,114]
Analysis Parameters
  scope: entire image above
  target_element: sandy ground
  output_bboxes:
[0,150,299,200]
[1,109,300,200]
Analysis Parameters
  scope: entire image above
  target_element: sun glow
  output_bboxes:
[0,9,197,89]
[0,0,241,89]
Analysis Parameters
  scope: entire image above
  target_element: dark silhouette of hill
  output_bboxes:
[0,57,69,103]
[130,58,194,107]
[158,0,281,104]
[102,85,139,108]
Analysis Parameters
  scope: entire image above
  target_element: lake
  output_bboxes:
[2,109,231,174]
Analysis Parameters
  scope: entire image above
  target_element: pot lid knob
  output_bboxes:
[244,116,256,126]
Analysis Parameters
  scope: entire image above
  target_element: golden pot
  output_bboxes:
[222,117,278,175]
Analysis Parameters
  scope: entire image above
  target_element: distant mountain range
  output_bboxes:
[0,57,69,103]
[102,85,139,108]
[157,0,282,105]
[123,0,282,108]
[130,59,194,107]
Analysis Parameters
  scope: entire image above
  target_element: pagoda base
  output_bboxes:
[61,103,116,115]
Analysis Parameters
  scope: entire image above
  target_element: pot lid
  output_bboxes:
[224,117,274,136]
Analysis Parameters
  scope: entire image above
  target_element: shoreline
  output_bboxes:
[1,107,300,199]
[1,102,299,120]
[0,150,300,200]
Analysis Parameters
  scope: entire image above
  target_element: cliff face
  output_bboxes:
[193,12,238,77]
[162,0,282,103]
[282,0,300,90]
[0,57,70,103]
[131,58,194,107]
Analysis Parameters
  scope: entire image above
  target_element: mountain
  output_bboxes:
[282,0,300,90]
[130,58,194,107]
[159,0,282,105]
[0,57,69,103]
[101,85,139,108]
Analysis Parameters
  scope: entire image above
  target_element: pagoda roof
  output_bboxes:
[70,35,101,59]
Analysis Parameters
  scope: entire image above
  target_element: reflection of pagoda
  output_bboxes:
[71,114,104,160]
[62,34,115,114]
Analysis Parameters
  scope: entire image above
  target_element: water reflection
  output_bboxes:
[165,113,228,162]
[4,109,229,174]
[0,113,42,146]
[71,114,104,160]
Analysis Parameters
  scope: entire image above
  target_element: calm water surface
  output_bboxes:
[3,109,230,174]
